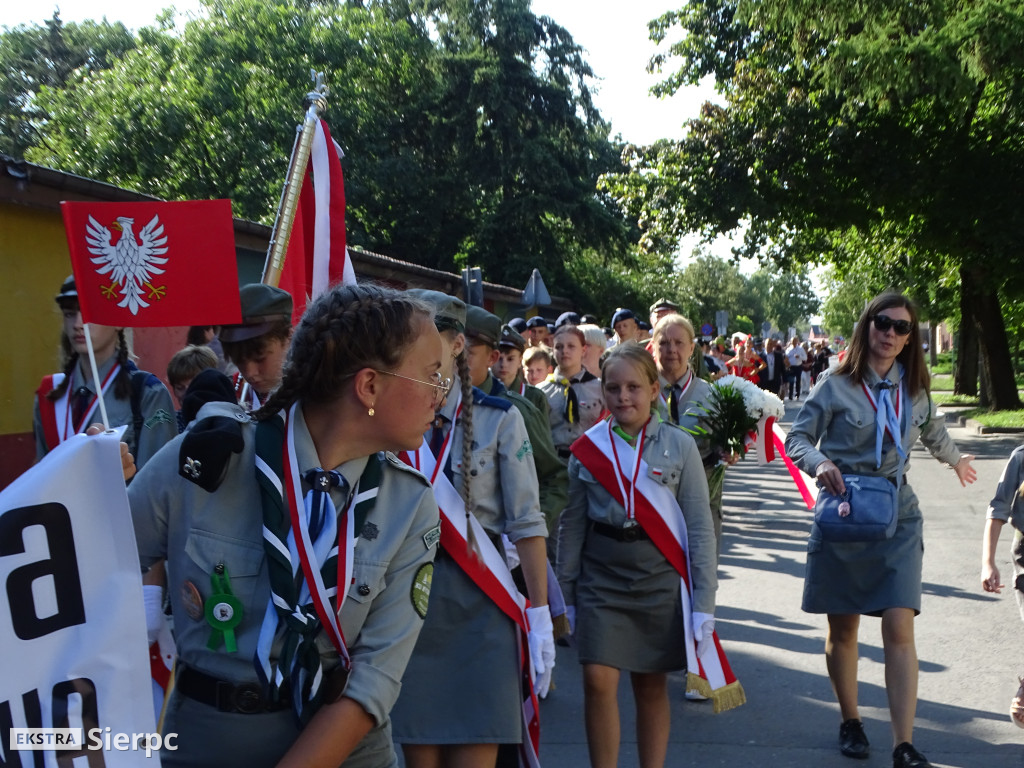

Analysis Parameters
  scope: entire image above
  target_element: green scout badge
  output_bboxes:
[205,563,243,652]
[411,563,433,619]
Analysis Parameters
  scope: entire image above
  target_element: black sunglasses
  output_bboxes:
[872,314,913,336]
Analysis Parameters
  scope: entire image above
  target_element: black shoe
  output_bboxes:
[892,742,933,768]
[839,719,870,759]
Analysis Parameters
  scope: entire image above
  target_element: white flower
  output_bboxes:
[713,375,785,420]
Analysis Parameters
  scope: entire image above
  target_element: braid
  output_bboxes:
[112,330,132,399]
[255,283,430,420]
[456,350,481,559]
[48,338,78,400]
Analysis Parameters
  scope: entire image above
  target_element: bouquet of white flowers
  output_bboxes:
[687,375,785,498]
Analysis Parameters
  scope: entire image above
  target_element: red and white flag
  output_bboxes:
[278,119,356,324]
[60,199,241,328]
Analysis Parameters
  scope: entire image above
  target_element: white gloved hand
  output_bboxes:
[692,611,715,658]
[143,584,166,644]
[526,605,556,698]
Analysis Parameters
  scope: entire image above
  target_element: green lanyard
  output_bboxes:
[205,563,243,653]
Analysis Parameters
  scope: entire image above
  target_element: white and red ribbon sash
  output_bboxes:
[233,372,262,412]
[400,392,540,765]
[771,422,816,509]
[572,422,744,711]
[745,415,778,465]
[309,119,356,292]
[280,402,353,669]
[657,368,694,413]
[56,364,121,442]
[517,380,527,396]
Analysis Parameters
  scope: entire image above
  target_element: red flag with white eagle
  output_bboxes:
[60,199,242,328]
[278,119,356,323]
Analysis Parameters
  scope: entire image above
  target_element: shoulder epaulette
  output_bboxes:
[384,451,433,485]
[471,386,513,412]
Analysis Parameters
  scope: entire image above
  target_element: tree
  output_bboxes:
[748,266,819,336]
[602,0,1024,408]
[677,251,750,330]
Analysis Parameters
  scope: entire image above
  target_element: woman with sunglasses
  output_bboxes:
[129,284,443,767]
[785,293,976,768]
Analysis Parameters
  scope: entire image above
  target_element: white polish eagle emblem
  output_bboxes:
[86,214,169,314]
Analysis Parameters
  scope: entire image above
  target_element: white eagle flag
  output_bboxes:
[0,431,162,766]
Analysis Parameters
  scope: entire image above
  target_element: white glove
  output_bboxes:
[526,605,556,698]
[564,605,576,635]
[692,611,715,658]
[143,584,166,644]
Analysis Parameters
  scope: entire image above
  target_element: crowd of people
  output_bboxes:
[31,279,1021,768]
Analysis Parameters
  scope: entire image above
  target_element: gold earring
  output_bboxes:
[368,405,375,417]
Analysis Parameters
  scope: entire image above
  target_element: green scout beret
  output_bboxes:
[465,305,502,348]
[407,289,466,333]
[649,297,679,314]
[219,284,293,342]
[499,324,527,352]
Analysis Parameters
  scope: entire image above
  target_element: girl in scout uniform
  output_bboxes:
[128,284,443,768]
[392,290,552,768]
[540,324,605,458]
[34,275,176,471]
[557,342,721,768]
[785,293,976,768]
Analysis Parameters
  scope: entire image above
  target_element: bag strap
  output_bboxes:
[130,369,148,459]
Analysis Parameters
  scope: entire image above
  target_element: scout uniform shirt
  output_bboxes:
[539,367,605,455]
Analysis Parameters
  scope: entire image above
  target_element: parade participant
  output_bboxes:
[557,342,720,768]
[784,336,807,400]
[556,310,582,329]
[166,344,219,431]
[726,341,766,383]
[611,308,639,345]
[34,275,176,471]
[524,315,551,347]
[128,284,443,767]
[980,444,1024,727]
[648,297,679,328]
[472,307,568,547]
[540,325,605,458]
[392,291,552,768]
[651,314,731,558]
[523,345,555,387]
[579,324,608,377]
[786,293,976,768]
[219,283,293,411]
[493,323,550,417]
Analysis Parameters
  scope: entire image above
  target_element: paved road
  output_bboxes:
[536,402,1024,768]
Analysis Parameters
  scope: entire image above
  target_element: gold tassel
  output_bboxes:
[686,672,713,698]
[710,680,747,714]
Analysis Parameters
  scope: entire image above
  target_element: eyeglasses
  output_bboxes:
[374,369,453,405]
[872,314,914,336]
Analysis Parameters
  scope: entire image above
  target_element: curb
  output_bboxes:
[963,418,1024,435]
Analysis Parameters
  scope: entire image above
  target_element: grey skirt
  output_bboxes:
[160,689,397,767]
[391,553,522,744]
[577,525,686,672]
[802,484,923,616]
[1012,529,1024,624]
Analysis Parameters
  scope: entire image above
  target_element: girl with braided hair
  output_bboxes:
[392,290,552,768]
[34,275,176,471]
[129,283,443,767]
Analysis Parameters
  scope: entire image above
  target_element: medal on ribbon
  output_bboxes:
[205,563,242,652]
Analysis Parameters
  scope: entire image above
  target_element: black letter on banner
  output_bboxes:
[0,699,15,767]
[22,689,44,768]
[0,503,86,640]
[53,678,104,768]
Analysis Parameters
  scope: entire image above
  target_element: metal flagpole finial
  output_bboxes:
[307,70,329,111]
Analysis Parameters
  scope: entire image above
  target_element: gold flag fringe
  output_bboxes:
[710,680,746,714]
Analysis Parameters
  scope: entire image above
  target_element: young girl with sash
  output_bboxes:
[539,325,605,459]
[786,293,976,768]
[391,290,552,768]
[34,275,176,470]
[128,284,443,767]
[558,343,741,768]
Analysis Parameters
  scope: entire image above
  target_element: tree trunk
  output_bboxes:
[929,324,937,367]
[955,273,979,397]
[961,265,1022,410]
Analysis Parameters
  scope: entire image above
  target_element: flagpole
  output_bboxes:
[261,71,329,288]
[82,324,111,431]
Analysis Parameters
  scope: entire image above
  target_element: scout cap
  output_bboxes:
[526,316,548,329]
[407,289,466,333]
[465,306,502,348]
[611,308,635,327]
[219,284,293,343]
[507,317,527,333]
[499,324,527,352]
[555,311,581,328]
[55,275,78,305]
[649,297,679,314]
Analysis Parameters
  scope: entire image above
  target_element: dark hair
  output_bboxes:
[49,300,132,401]
[835,292,929,396]
[186,326,214,346]
[220,317,293,366]
[255,284,432,419]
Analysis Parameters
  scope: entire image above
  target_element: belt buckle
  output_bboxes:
[232,682,265,714]
[622,520,639,543]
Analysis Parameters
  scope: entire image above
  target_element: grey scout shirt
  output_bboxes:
[34,354,176,470]
[785,366,961,482]
[988,444,1024,532]
[433,387,548,542]
[556,417,718,614]
[539,368,605,452]
[129,401,440,727]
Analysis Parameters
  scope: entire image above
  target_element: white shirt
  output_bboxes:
[786,345,807,367]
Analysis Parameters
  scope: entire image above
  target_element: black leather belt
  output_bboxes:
[592,521,649,543]
[176,665,290,714]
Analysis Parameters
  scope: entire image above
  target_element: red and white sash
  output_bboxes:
[400,392,540,766]
[36,365,121,449]
[657,368,695,417]
[233,372,262,412]
[572,421,746,713]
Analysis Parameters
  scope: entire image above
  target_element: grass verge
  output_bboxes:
[959,408,1024,428]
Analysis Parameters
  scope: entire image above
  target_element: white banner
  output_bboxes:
[0,430,162,766]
